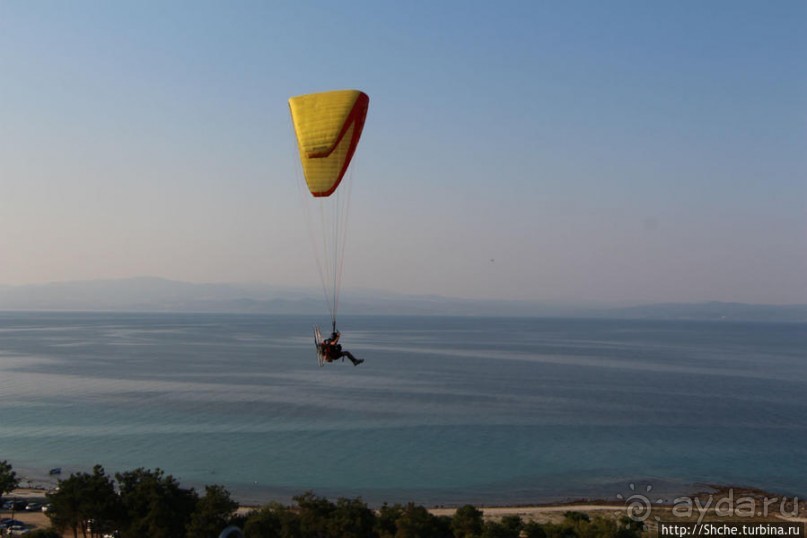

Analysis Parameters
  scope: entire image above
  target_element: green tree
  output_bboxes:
[616,516,645,538]
[46,473,83,538]
[294,491,335,538]
[500,515,523,534]
[564,512,591,524]
[243,502,301,538]
[185,484,238,538]
[544,513,637,538]
[0,460,19,500]
[523,521,548,538]
[482,515,523,538]
[583,516,618,538]
[46,465,121,538]
[327,497,376,538]
[393,502,446,538]
[375,503,403,538]
[433,514,454,537]
[116,467,198,538]
[452,504,484,538]
[542,522,578,538]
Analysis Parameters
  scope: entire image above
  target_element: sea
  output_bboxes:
[0,312,805,506]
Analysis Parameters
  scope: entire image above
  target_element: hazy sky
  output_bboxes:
[1,1,805,305]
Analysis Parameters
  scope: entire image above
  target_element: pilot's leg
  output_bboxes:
[342,351,364,366]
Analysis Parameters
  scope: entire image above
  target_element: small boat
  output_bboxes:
[48,468,61,476]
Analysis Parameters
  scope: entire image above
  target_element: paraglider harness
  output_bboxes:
[313,323,363,367]
[321,332,343,362]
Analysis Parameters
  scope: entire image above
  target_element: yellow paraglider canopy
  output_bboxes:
[289,89,369,197]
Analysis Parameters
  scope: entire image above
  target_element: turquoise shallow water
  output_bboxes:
[0,312,805,505]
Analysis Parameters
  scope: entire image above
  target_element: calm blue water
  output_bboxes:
[0,312,805,505]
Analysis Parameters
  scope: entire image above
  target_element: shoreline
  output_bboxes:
[5,484,805,537]
[8,483,805,513]
[7,482,805,506]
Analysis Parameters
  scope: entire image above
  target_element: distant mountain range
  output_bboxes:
[0,277,805,321]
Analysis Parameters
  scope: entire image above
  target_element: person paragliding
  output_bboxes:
[289,89,369,366]
[319,330,364,366]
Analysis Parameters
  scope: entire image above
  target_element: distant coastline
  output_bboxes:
[1,277,805,321]
[11,461,807,510]
[9,483,807,526]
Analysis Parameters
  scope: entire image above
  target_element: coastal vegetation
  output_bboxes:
[0,460,20,498]
[1,462,645,538]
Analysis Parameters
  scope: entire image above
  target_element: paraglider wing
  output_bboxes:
[289,89,369,197]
